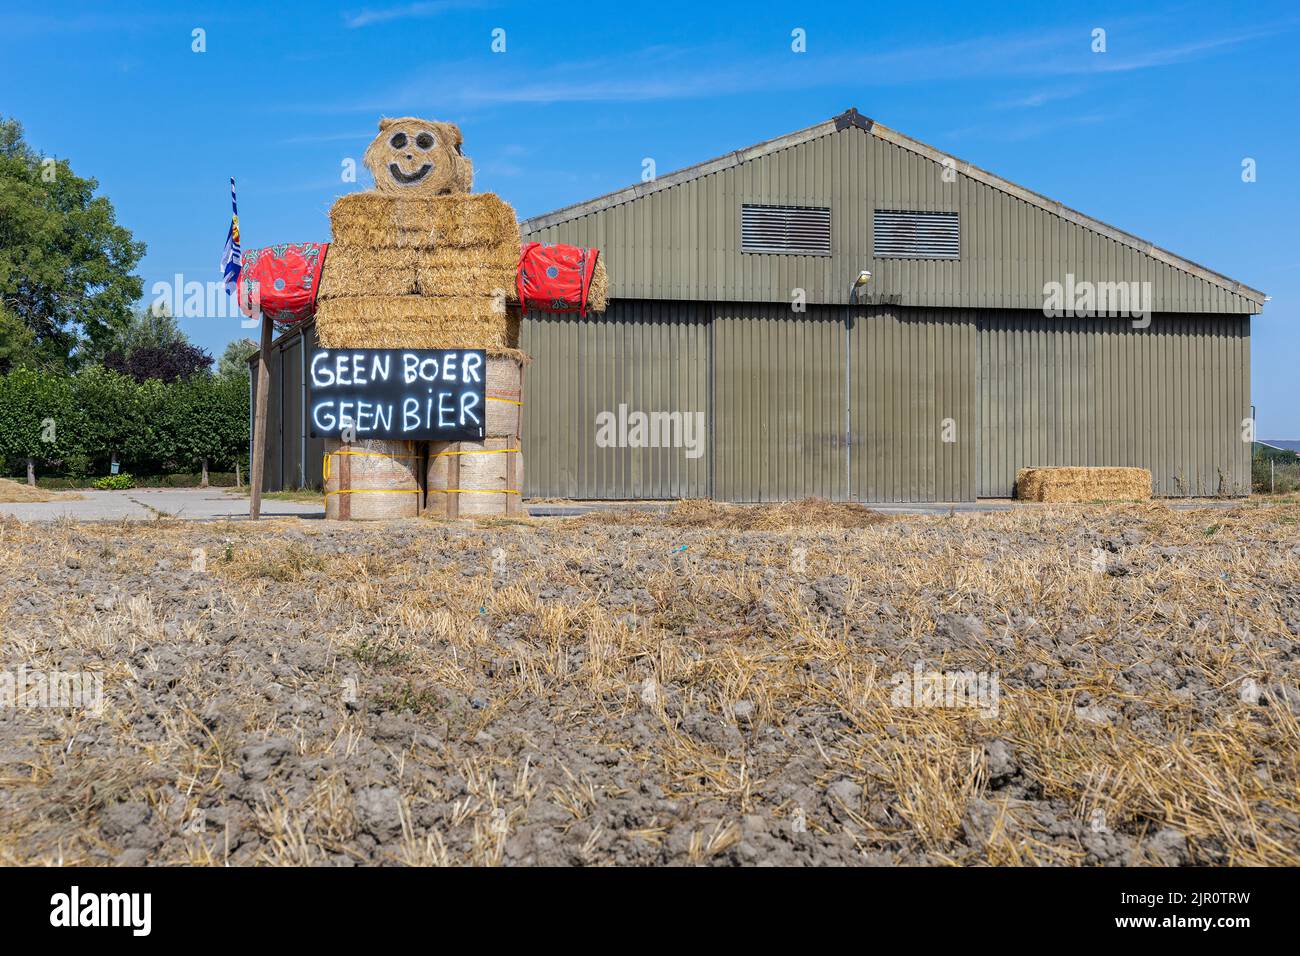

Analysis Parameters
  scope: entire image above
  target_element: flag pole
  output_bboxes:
[229,175,269,521]
[250,308,272,520]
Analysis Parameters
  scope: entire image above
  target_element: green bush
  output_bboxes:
[92,473,134,490]
[0,365,249,481]
[1252,453,1300,495]
[137,472,240,488]
[37,471,241,490]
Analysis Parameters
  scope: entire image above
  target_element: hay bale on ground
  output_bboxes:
[330,192,518,250]
[1015,466,1152,502]
[426,437,523,517]
[324,439,421,520]
[315,295,519,350]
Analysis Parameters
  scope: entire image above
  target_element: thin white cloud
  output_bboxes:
[277,130,376,146]
[947,109,1131,144]
[992,86,1089,110]
[303,17,1296,114]
[344,0,483,29]
[1043,24,1291,75]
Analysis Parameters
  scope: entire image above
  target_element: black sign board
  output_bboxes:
[308,348,486,442]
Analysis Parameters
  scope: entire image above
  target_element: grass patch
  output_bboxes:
[226,487,324,504]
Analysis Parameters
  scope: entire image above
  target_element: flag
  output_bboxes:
[220,177,241,295]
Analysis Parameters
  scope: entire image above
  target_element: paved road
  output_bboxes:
[0,488,323,522]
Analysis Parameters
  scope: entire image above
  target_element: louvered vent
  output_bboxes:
[741,204,832,255]
[873,209,960,259]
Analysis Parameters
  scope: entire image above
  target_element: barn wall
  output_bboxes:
[850,306,978,503]
[252,322,319,493]
[713,303,848,502]
[522,301,979,503]
[977,313,1252,497]
[520,301,711,499]
[257,306,1251,503]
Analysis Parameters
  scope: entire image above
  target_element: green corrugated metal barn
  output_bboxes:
[258,108,1265,501]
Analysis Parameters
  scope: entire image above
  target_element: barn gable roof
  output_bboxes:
[521,108,1265,309]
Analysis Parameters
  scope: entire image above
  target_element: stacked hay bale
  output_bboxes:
[315,116,526,518]
[324,439,422,520]
[426,351,528,517]
[318,192,521,349]
[1015,466,1152,502]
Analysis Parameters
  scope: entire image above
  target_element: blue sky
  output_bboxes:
[3,0,1297,435]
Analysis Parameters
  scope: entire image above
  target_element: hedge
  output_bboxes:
[0,366,248,482]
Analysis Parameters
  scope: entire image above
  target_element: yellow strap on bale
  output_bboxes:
[325,489,421,496]
[487,396,523,406]
[428,488,521,495]
[432,448,520,458]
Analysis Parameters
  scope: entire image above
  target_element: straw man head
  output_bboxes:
[363,117,473,195]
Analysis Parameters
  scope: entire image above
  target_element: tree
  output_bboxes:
[0,116,145,370]
[151,373,249,484]
[0,366,77,484]
[218,337,258,382]
[85,302,185,365]
[104,340,213,382]
[0,304,36,374]
[213,373,251,476]
[70,365,153,474]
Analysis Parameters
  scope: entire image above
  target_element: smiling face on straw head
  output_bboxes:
[363,117,474,195]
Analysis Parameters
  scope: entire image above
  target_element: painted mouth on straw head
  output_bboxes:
[389,163,432,184]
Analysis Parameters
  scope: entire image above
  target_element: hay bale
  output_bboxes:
[1015,468,1047,501]
[319,243,518,302]
[318,247,417,299]
[315,296,519,350]
[586,254,609,313]
[487,346,531,364]
[330,192,518,250]
[324,439,422,520]
[484,355,523,438]
[411,240,519,272]
[1015,466,1152,502]
[427,437,523,517]
[415,261,517,300]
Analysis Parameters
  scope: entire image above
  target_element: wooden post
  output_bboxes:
[339,441,352,520]
[416,441,426,516]
[511,360,525,516]
[249,313,273,519]
[447,444,460,519]
[505,446,518,516]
